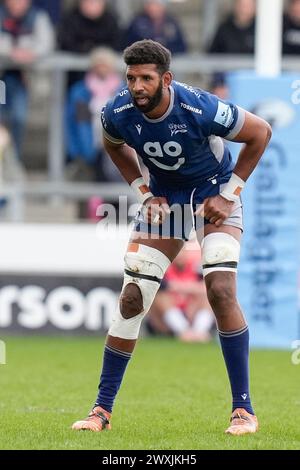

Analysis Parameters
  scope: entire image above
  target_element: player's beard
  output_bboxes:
[132,80,163,114]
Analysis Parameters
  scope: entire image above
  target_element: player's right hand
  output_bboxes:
[194,195,234,227]
[143,196,171,225]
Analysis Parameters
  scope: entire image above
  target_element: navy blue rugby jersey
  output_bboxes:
[101,81,245,189]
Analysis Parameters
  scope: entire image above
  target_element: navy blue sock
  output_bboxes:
[219,325,254,415]
[95,345,132,413]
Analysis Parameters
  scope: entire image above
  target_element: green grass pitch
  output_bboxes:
[0,336,299,450]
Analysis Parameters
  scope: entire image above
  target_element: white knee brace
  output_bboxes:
[109,244,171,339]
[201,232,240,277]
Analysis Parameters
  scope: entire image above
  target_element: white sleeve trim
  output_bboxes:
[225,106,246,140]
[103,129,125,145]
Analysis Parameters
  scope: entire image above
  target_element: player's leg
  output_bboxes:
[202,224,245,330]
[72,234,184,431]
[106,235,184,350]
[197,224,258,435]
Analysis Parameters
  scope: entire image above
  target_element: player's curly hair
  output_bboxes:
[123,40,171,75]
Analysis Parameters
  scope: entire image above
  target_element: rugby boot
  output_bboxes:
[72,406,111,432]
[225,408,258,435]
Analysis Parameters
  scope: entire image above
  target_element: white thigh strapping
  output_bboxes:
[201,232,240,277]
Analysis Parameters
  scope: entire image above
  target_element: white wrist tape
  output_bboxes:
[131,177,153,204]
[220,173,245,203]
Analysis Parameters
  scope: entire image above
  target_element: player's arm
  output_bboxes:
[103,135,142,185]
[226,110,272,182]
[214,110,272,206]
[103,135,170,224]
[196,109,272,227]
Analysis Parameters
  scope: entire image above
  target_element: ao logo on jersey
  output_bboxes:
[143,141,185,171]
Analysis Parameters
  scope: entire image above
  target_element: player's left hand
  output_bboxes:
[194,195,234,227]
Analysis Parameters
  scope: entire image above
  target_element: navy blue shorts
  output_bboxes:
[133,172,243,241]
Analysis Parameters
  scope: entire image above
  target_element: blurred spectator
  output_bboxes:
[0,124,25,180]
[33,0,61,25]
[0,0,55,159]
[208,0,256,54]
[124,0,187,54]
[283,0,300,54]
[209,72,229,100]
[57,0,122,86]
[147,246,215,342]
[57,0,121,53]
[65,47,123,187]
[0,124,26,215]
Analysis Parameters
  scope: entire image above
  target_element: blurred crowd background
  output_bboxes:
[0,0,299,340]
[1,0,299,224]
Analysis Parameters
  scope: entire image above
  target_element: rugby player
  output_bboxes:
[72,40,272,435]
